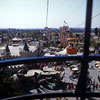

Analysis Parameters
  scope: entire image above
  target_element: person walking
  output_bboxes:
[90,84,94,92]
[98,75,100,82]
[95,83,98,90]
[93,80,95,91]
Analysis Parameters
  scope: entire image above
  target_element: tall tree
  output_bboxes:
[94,27,98,36]
[99,27,100,37]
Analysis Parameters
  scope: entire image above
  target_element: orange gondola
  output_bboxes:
[66,48,78,55]
[67,38,76,41]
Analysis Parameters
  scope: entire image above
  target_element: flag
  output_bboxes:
[64,20,67,24]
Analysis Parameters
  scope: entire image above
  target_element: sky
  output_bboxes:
[0,0,99,29]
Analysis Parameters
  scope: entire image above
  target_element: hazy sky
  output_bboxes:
[0,0,99,28]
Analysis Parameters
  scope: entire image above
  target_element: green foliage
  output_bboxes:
[90,39,96,47]
[90,38,100,48]
[96,42,100,48]
[75,34,81,38]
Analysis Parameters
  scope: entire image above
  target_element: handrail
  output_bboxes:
[0,55,82,67]
[1,55,100,64]
[2,92,100,100]
[0,55,100,67]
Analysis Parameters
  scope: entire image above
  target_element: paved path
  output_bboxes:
[88,61,100,92]
[89,61,99,83]
[62,66,78,84]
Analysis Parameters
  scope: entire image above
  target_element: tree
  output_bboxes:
[94,27,98,36]
[99,27,100,37]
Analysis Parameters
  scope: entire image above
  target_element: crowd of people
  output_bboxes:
[87,73,100,92]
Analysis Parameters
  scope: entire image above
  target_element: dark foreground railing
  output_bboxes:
[0,55,100,67]
[1,0,100,100]
[0,55,100,100]
[2,92,100,100]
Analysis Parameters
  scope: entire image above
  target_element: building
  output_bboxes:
[0,41,43,60]
[59,26,69,47]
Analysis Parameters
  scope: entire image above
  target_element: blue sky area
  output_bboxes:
[0,0,99,28]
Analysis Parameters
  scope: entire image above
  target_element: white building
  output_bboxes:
[0,41,43,60]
